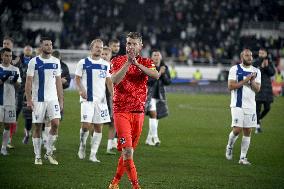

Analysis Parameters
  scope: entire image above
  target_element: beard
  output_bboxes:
[42,49,52,55]
[243,59,252,66]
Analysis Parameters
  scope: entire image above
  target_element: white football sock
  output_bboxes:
[32,137,42,158]
[150,118,158,138]
[2,129,9,149]
[46,133,57,155]
[240,136,251,159]
[227,131,239,148]
[42,126,51,146]
[112,138,117,149]
[90,132,102,156]
[80,128,89,147]
[107,139,113,151]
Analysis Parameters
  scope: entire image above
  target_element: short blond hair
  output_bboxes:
[90,38,103,49]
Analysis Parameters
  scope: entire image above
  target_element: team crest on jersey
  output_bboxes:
[119,137,126,144]
[234,118,238,124]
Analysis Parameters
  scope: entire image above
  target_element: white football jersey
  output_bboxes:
[228,64,261,110]
[75,57,110,103]
[0,64,21,106]
[26,55,61,102]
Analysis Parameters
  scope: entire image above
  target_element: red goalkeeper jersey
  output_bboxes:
[110,55,155,113]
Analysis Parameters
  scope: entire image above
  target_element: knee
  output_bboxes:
[122,147,133,160]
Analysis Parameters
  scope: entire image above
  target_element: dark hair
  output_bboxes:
[151,49,160,54]
[1,47,12,54]
[52,50,61,59]
[3,36,14,43]
[40,37,52,43]
[127,32,142,42]
[108,39,120,46]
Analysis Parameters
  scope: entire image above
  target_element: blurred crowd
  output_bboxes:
[1,0,283,65]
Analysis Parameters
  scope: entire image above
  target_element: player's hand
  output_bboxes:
[27,100,34,111]
[261,59,269,68]
[79,90,87,99]
[250,72,257,81]
[61,77,67,84]
[160,66,166,75]
[127,49,136,63]
[59,101,64,111]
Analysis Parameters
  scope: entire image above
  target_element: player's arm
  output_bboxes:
[133,60,159,79]
[106,77,113,97]
[75,75,87,99]
[111,60,131,84]
[228,73,254,90]
[250,79,261,93]
[56,76,64,111]
[25,76,33,110]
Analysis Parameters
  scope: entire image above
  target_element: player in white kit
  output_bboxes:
[225,49,261,165]
[75,39,113,162]
[25,37,63,165]
[0,48,21,155]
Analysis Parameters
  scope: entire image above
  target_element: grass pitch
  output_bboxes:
[0,91,283,189]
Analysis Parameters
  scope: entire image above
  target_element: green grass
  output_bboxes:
[0,91,284,189]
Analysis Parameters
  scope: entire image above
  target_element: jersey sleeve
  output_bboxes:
[75,59,84,77]
[144,59,156,70]
[16,67,22,83]
[110,57,120,74]
[26,58,35,77]
[255,68,261,84]
[228,66,237,81]
[56,60,61,77]
[106,63,111,77]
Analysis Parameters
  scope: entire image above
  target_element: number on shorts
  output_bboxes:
[55,105,59,112]
[8,110,15,118]
[101,109,108,118]
[252,114,256,122]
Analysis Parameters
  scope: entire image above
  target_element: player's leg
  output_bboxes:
[106,121,116,155]
[109,113,131,188]
[1,123,10,155]
[32,123,43,164]
[89,123,103,162]
[259,101,271,122]
[123,112,144,189]
[32,102,46,165]
[146,98,156,146]
[22,118,32,144]
[44,100,61,165]
[226,108,243,160]
[2,105,16,154]
[255,101,262,133]
[78,102,93,159]
[239,112,256,165]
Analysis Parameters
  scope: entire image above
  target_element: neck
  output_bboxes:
[91,55,100,60]
[2,62,10,67]
[242,62,251,68]
[41,53,51,59]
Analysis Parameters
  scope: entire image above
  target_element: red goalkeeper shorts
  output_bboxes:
[113,112,144,151]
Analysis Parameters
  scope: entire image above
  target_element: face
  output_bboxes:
[1,51,12,64]
[110,42,120,54]
[126,37,142,57]
[101,49,112,62]
[24,46,33,56]
[242,49,253,66]
[3,39,13,49]
[151,51,162,65]
[258,49,267,58]
[41,40,53,55]
[91,41,103,57]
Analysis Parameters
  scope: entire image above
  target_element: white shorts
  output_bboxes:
[231,107,257,128]
[149,98,157,111]
[32,100,61,123]
[81,101,110,124]
[0,105,16,123]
